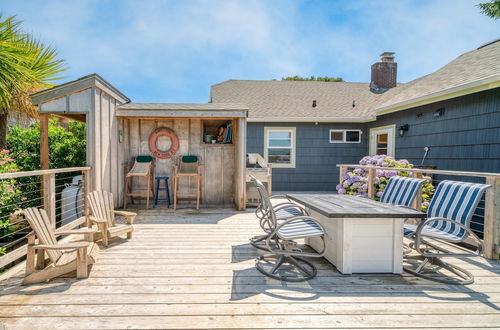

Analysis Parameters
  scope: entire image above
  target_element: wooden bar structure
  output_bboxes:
[30,75,249,210]
[337,164,500,260]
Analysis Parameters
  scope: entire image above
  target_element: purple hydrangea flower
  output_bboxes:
[362,184,368,190]
[376,191,384,197]
[338,188,346,194]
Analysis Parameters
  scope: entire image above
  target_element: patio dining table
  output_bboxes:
[286,194,426,274]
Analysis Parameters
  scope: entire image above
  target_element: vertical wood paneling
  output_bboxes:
[92,88,102,191]
[110,99,119,205]
[101,93,111,192]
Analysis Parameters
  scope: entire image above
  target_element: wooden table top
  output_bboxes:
[286,194,427,218]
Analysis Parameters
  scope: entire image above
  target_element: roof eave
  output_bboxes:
[247,116,375,123]
[31,73,130,105]
[375,74,500,116]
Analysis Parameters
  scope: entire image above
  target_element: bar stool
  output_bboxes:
[153,177,171,208]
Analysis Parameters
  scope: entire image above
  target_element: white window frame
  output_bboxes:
[369,124,395,157]
[329,129,362,143]
[264,127,296,168]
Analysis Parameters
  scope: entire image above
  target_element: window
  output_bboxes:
[329,130,362,143]
[369,125,395,156]
[264,127,296,168]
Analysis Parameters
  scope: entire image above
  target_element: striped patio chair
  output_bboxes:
[404,180,491,284]
[250,176,326,282]
[250,175,308,251]
[380,176,426,207]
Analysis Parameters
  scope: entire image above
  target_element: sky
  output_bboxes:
[1,0,499,103]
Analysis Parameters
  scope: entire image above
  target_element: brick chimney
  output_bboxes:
[370,52,397,93]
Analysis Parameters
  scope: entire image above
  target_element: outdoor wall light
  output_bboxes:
[399,124,409,137]
[118,130,123,143]
[434,108,445,117]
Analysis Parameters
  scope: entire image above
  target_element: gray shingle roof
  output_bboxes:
[374,39,500,113]
[211,40,500,120]
[211,80,380,121]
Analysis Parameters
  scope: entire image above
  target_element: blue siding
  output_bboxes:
[370,88,500,175]
[247,122,368,191]
[247,88,500,191]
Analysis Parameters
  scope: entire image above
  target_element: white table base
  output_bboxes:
[306,208,404,274]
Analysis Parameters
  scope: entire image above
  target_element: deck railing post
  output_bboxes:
[484,177,500,259]
[412,171,423,211]
[42,173,56,229]
[367,168,375,199]
[339,166,347,185]
[82,169,91,228]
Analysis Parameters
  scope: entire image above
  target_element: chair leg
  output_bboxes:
[255,254,317,282]
[76,247,88,278]
[127,231,133,239]
[196,175,200,210]
[404,255,474,285]
[124,177,128,209]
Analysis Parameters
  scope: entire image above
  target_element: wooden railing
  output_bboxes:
[337,164,500,260]
[0,167,91,271]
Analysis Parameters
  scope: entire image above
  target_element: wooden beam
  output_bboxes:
[39,113,50,170]
[235,118,247,210]
[484,177,500,259]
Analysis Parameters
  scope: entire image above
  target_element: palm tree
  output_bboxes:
[0,15,66,149]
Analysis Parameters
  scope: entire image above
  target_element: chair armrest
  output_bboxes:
[29,241,89,250]
[273,203,309,216]
[89,216,108,224]
[114,210,136,224]
[114,210,136,217]
[414,217,483,257]
[56,228,97,236]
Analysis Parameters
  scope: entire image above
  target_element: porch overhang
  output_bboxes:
[116,103,248,119]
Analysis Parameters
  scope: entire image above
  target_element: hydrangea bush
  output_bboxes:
[336,155,434,211]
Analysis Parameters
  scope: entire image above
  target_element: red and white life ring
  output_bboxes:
[148,127,179,159]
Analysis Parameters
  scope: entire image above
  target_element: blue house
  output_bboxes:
[211,39,500,191]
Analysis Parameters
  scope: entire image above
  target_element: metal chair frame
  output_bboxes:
[250,176,326,282]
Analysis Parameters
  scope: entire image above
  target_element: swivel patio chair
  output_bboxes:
[252,178,326,282]
[249,175,308,251]
[404,180,490,284]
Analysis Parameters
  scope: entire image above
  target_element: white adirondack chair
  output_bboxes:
[23,207,99,284]
[88,190,136,246]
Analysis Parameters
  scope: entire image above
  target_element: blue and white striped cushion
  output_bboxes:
[275,207,303,220]
[380,176,425,207]
[277,218,324,240]
[404,223,464,242]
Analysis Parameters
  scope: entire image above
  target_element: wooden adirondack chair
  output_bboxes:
[88,190,136,246]
[23,207,99,284]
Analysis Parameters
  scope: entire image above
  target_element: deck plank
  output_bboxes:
[1,207,499,329]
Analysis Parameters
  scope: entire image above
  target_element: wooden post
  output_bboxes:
[412,171,423,211]
[39,114,49,170]
[235,118,247,210]
[484,177,500,259]
[42,173,56,229]
[367,168,375,199]
[339,166,347,185]
[82,169,91,228]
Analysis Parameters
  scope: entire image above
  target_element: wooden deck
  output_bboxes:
[1,207,500,329]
